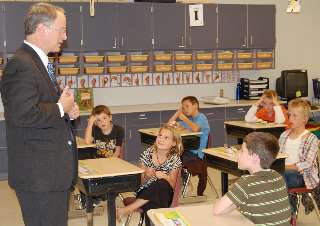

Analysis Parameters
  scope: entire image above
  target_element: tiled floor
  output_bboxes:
[0,168,318,226]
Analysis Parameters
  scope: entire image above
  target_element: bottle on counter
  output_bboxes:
[236,83,241,100]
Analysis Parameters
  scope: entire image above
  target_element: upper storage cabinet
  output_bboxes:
[153,3,187,50]
[118,3,153,50]
[55,3,82,51]
[217,4,247,49]
[83,3,118,51]
[247,5,275,49]
[187,4,218,49]
[217,4,275,49]
[4,2,32,53]
[0,4,4,52]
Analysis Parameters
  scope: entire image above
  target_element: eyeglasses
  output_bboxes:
[47,25,67,34]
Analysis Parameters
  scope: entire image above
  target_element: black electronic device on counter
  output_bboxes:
[276,70,308,101]
[240,77,269,100]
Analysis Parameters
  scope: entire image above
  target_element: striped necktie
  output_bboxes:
[47,62,60,96]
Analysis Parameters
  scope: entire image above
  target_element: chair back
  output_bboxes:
[119,141,125,159]
[206,133,212,148]
[170,167,182,207]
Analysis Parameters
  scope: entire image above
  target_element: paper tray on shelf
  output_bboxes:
[58,56,78,63]
[58,67,79,75]
[84,67,104,74]
[256,52,273,58]
[84,56,104,63]
[175,54,192,61]
[106,55,126,62]
[107,66,127,74]
[154,54,172,61]
[129,55,149,62]
[256,62,273,69]
[237,52,253,59]
[196,64,213,71]
[196,53,213,60]
[130,66,148,73]
[175,64,192,72]
[154,65,172,72]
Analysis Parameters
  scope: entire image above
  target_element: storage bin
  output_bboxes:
[175,54,192,61]
[256,52,273,58]
[237,52,253,59]
[154,65,172,72]
[217,63,233,70]
[106,55,126,62]
[154,54,172,61]
[129,55,149,62]
[196,53,213,61]
[256,62,273,69]
[175,64,193,72]
[217,52,234,60]
[196,64,213,71]
[107,66,127,74]
[238,63,254,70]
[84,67,104,74]
[58,67,79,75]
[58,56,78,63]
[130,66,148,73]
[84,55,104,63]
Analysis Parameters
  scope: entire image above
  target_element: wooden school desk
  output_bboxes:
[139,127,202,151]
[225,120,286,144]
[204,147,287,196]
[77,158,144,226]
[147,203,254,226]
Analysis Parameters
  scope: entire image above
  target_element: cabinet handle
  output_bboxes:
[250,35,253,46]
[237,108,244,111]
[121,36,124,46]
[139,113,146,117]
[178,36,185,48]
[242,36,247,47]
[129,130,132,139]
[113,37,117,49]
[138,117,148,120]
[206,113,215,116]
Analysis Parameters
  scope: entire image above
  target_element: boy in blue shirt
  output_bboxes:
[168,96,210,196]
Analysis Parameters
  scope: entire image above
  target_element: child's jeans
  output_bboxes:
[284,170,305,215]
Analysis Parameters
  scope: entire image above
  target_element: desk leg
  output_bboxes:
[107,192,117,226]
[221,172,229,196]
[86,196,94,226]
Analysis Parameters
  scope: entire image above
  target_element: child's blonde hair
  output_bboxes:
[153,124,184,157]
[263,89,278,100]
[288,98,311,119]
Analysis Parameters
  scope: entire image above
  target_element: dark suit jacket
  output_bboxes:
[0,43,77,192]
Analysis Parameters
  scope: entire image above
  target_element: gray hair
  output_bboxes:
[24,3,65,36]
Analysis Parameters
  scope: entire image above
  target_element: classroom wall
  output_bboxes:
[0,0,320,109]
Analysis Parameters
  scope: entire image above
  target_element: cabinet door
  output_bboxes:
[0,4,4,52]
[187,4,217,49]
[0,148,8,180]
[82,3,118,51]
[118,3,152,50]
[160,110,176,124]
[248,5,275,49]
[4,2,32,53]
[225,106,250,120]
[217,4,247,49]
[153,3,186,50]
[209,120,226,147]
[55,3,82,51]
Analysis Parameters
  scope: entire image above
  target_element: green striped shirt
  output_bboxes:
[226,170,291,226]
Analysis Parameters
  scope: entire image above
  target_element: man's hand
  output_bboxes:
[68,103,80,119]
[58,86,74,113]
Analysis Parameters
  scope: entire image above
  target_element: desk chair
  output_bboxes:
[181,134,219,199]
[119,167,182,226]
[288,148,320,226]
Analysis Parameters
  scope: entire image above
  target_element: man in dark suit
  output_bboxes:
[0,3,79,226]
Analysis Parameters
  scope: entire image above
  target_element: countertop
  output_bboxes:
[0,99,258,121]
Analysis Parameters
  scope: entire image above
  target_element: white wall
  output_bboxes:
[1,0,320,108]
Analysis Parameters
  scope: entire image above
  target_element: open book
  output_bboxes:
[153,210,190,226]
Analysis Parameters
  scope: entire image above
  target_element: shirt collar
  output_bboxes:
[24,40,49,70]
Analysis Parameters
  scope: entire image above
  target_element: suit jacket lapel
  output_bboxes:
[20,43,59,99]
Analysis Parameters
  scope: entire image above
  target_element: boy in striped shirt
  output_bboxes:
[213,132,291,226]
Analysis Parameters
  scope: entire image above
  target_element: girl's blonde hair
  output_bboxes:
[263,89,278,99]
[288,98,311,118]
[153,124,184,157]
